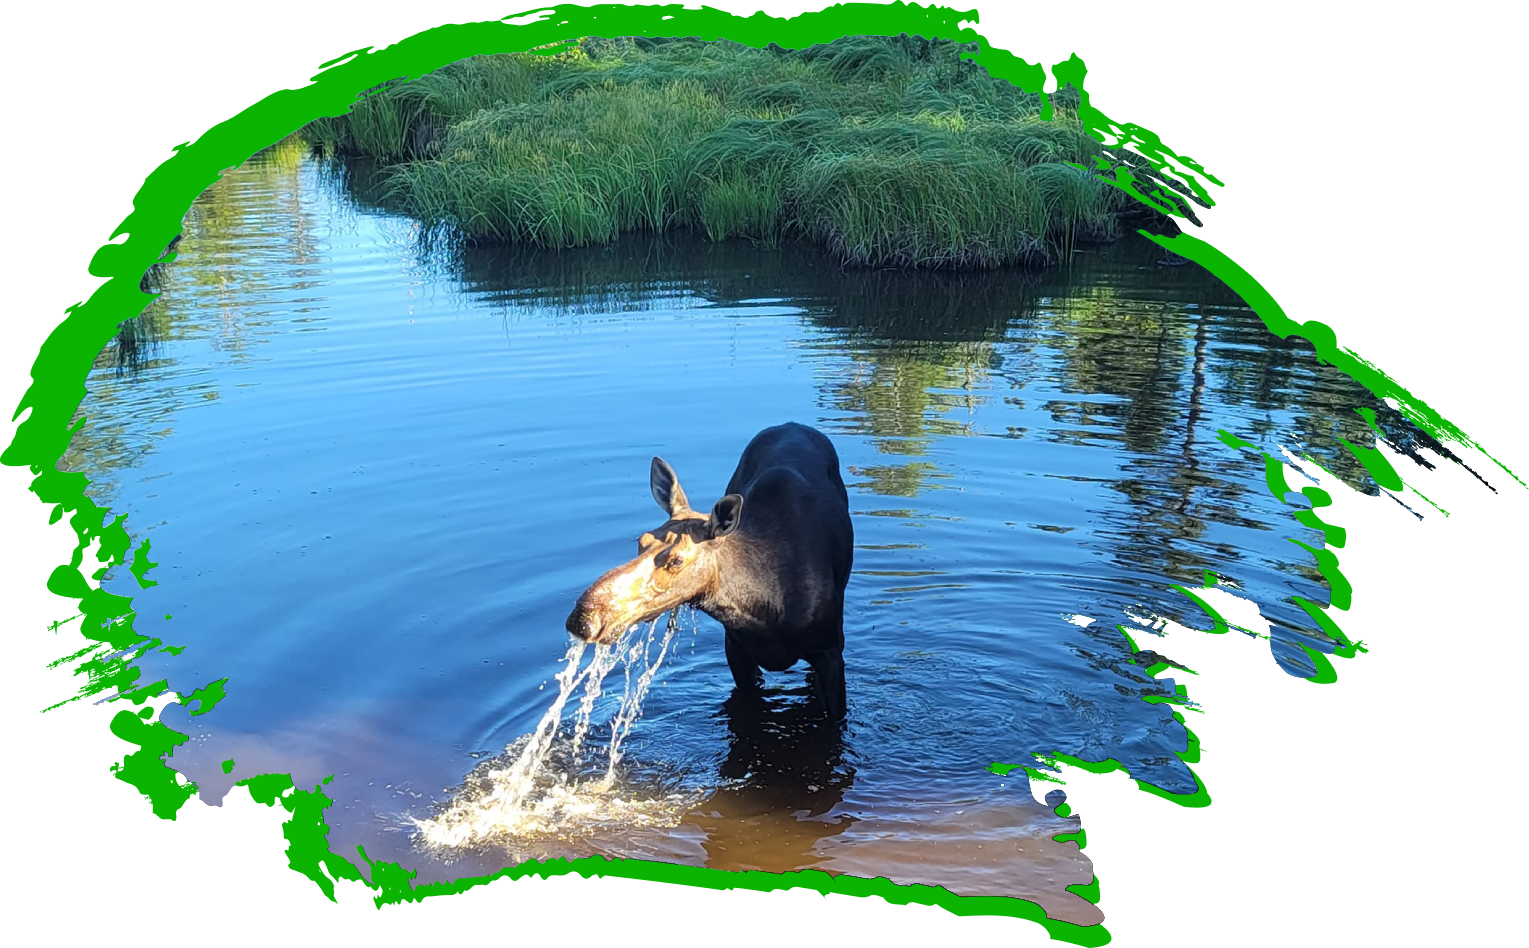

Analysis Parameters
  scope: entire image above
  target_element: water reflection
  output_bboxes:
[88,153,1408,683]
[444,224,1410,673]
[62,150,332,500]
[67,151,1460,907]
[692,688,856,872]
[96,155,1437,520]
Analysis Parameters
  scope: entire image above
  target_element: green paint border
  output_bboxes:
[5,2,1511,941]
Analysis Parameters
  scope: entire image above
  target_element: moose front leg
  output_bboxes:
[806,648,847,721]
[724,631,763,692]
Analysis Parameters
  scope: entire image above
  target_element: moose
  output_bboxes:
[565,423,854,720]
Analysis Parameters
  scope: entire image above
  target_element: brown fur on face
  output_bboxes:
[566,514,721,645]
[567,455,745,645]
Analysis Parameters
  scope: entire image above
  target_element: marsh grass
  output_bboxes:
[306,35,1139,269]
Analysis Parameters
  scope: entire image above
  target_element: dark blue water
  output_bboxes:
[70,151,1392,917]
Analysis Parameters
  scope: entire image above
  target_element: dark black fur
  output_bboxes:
[700,423,854,719]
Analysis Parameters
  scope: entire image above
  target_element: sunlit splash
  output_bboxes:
[413,609,694,849]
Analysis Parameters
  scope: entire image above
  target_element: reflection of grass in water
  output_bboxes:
[828,341,996,466]
[252,133,308,171]
[302,35,1137,268]
[849,462,944,497]
[101,301,170,374]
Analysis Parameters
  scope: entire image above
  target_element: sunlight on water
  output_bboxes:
[415,611,695,848]
[89,153,1422,896]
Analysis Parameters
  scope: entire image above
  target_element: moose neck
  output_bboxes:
[696,531,782,632]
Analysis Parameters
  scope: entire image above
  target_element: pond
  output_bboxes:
[70,151,1401,922]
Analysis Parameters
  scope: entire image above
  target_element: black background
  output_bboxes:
[14,5,1516,941]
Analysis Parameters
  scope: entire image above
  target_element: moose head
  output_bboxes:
[565,457,744,645]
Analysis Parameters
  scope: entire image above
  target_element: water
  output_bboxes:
[67,152,1416,920]
[417,610,689,848]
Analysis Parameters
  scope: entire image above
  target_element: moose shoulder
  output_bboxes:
[566,423,854,719]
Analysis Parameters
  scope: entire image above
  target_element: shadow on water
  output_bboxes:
[691,685,857,873]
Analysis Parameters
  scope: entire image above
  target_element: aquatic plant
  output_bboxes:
[304,34,1149,268]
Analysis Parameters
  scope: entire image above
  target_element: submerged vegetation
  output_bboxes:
[301,34,1161,269]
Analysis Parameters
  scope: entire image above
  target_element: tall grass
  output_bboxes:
[305,35,1139,269]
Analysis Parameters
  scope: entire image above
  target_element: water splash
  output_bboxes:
[603,607,683,787]
[414,610,692,849]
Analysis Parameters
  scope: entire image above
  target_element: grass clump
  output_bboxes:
[305,34,1141,269]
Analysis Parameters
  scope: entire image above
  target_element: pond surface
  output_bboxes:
[71,152,1397,921]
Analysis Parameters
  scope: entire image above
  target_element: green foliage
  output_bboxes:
[300,34,1135,268]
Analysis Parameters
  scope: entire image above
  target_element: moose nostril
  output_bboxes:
[566,605,601,642]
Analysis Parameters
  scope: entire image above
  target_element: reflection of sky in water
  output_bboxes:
[66,152,1430,906]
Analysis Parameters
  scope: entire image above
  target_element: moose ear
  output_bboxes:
[650,457,689,515]
[708,494,744,539]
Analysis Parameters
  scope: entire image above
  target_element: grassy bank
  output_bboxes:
[303,35,1150,269]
